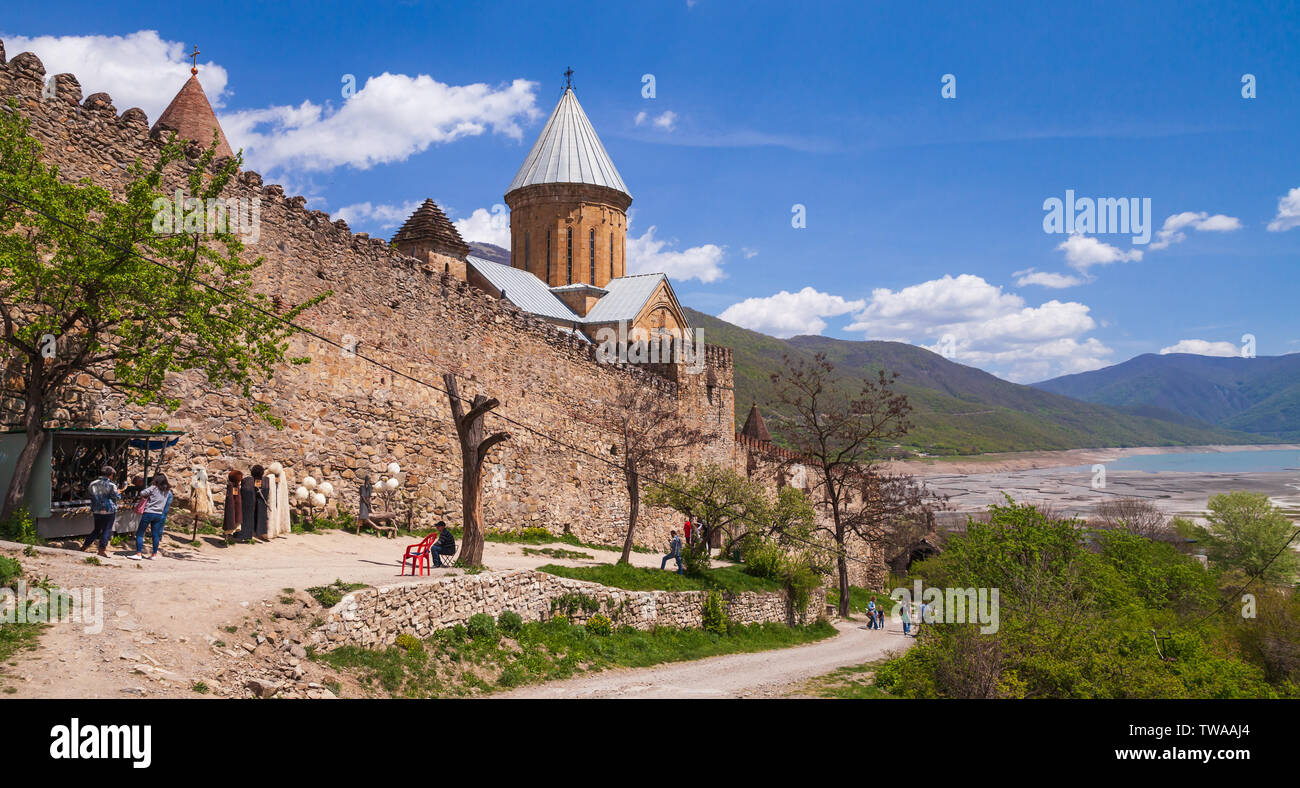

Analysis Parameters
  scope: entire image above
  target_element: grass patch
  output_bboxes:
[521,546,593,561]
[313,616,835,698]
[798,659,897,699]
[464,526,655,554]
[0,557,49,688]
[307,579,368,608]
[536,562,781,593]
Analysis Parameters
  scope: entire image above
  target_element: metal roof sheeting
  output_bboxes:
[466,256,577,321]
[506,88,630,197]
[465,257,669,327]
[583,273,665,323]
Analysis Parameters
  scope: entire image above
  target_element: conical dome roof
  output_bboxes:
[391,198,470,257]
[741,403,772,443]
[151,74,234,158]
[507,88,629,198]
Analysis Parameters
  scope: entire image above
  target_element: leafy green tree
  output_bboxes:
[1192,491,1300,584]
[0,104,322,518]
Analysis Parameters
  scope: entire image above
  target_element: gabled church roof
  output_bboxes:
[392,199,470,257]
[740,403,772,442]
[465,257,678,327]
[506,88,630,198]
[151,74,233,158]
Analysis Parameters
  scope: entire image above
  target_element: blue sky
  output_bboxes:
[4,0,1298,382]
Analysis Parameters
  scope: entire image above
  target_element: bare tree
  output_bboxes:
[1093,497,1174,541]
[583,376,713,564]
[771,353,935,616]
[443,372,510,567]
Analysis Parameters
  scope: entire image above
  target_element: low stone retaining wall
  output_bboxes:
[309,569,826,652]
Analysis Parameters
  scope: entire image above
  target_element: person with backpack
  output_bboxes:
[81,465,120,558]
[129,473,173,560]
[866,599,877,629]
[660,530,683,574]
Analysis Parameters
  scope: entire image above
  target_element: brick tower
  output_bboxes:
[150,59,233,158]
[505,77,631,288]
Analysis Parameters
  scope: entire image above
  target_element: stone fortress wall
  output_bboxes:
[0,43,881,584]
[309,568,828,652]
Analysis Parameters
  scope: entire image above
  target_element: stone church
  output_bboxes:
[389,83,691,342]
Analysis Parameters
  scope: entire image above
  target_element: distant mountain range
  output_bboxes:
[684,308,1266,455]
[1033,353,1300,442]
[467,241,510,265]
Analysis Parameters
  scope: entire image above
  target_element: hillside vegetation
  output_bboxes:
[684,308,1262,455]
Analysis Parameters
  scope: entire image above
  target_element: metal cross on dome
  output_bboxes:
[190,45,200,75]
[563,67,574,91]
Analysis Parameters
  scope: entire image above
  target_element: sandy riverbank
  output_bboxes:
[887,443,1300,477]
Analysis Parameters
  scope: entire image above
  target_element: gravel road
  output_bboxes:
[499,619,913,699]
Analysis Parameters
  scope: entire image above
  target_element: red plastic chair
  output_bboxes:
[400,533,437,576]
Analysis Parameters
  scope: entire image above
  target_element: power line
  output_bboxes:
[0,185,885,570]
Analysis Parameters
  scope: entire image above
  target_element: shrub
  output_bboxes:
[702,590,729,635]
[741,540,785,581]
[682,541,711,576]
[395,633,425,658]
[497,610,524,636]
[498,665,527,687]
[0,507,39,545]
[0,555,21,587]
[585,613,613,636]
[466,613,497,641]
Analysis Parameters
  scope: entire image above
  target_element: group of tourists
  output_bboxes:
[80,466,174,560]
[864,599,887,630]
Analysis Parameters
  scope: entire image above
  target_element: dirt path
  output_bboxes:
[498,619,912,699]
[0,529,686,698]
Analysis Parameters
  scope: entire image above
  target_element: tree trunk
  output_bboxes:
[2,397,46,522]
[443,373,508,568]
[619,468,639,565]
[835,520,851,618]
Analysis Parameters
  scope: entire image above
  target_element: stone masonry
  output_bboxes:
[309,569,827,652]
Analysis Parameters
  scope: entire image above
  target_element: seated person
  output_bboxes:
[429,521,456,567]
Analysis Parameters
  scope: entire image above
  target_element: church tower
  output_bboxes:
[505,72,631,289]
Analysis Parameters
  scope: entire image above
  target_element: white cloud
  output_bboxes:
[652,111,677,131]
[1267,187,1300,232]
[333,200,419,232]
[742,248,759,259]
[1150,211,1242,249]
[1159,339,1239,357]
[719,287,865,338]
[3,31,231,121]
[1057,233,1142,273]
[453,204,510,248]
[222,74,539,173]
[626,226,725,283]
[634,110,648,126]
[1013,268,1086,288]
[843,274,1111,381]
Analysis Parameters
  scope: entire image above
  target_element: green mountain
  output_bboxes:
[1033,352,1300,441]
[684,308,1266,455]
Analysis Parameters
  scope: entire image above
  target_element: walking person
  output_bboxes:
[81,466,120,558]
[866,599,877,629]
[238,465,271,542]
[660,529,683,574]
[129,474,172,560]
[683,515,693,547]
[901,599,912,635]
[876,606,885,630]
